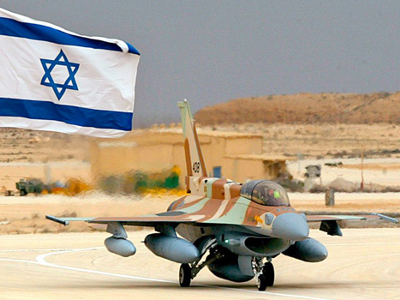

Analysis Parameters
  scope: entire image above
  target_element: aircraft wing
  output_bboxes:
[306,213,399,223]
[46,210,263,228]
[305,213,398,236]
[46,211,200,227]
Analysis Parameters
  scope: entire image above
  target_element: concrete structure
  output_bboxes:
[90,127,289,187]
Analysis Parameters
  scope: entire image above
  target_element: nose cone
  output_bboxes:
[272,213,309,241]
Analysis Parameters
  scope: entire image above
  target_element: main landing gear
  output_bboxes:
[178,238,275,291]
[179,240,224,287]
[179,264,191,287]
[254,258,275,291]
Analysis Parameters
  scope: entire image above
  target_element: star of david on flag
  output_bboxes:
[0,8,140,138]
[40,49,80,100]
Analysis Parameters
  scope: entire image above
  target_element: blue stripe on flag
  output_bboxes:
[0,97,133,131]
[0,17,140,55]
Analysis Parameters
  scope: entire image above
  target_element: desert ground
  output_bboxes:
[201,123,400,160]
[0,228,399,300]
[3,123,400,191]
[195,92,400,126]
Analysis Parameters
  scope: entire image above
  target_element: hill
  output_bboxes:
[194,92,400,125]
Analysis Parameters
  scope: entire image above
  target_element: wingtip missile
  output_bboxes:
[46,215,69,226]
[372,213,399,224]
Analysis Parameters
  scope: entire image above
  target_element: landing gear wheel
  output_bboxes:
[257,274,267,291]
[263,262,275,287]
[179,263,191,287]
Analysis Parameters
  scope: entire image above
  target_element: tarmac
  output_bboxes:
[0,228,399,300]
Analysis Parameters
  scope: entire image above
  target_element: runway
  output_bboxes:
[0,228,399,300]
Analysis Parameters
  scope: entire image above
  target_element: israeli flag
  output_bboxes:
[0,8,140,138]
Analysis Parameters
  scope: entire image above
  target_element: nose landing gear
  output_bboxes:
[253,258,275,291]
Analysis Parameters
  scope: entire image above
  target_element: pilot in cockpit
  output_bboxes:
[241,180,290,207]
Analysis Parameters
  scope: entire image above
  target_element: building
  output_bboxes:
[90,127,290,188]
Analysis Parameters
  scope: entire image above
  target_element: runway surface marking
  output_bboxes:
[0,257,38,264]
[0,247,332,300]
[0,247,102,252]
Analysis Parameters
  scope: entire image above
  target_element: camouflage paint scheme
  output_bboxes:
[47,100,398,289]
[82,177,382,241]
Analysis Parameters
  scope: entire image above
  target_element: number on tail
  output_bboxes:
[193,162,200,173]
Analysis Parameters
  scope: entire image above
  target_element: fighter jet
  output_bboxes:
[47,100,398,291]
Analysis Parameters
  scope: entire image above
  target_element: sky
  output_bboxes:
[1,0,400,127]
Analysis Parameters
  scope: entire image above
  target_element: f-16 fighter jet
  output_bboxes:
[47,100,398,291]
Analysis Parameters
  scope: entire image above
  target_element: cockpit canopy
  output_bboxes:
[240,180,290,206]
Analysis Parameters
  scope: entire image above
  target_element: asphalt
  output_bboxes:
[0,228,399,300]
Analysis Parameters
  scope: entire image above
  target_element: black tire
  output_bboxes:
[179,263,191,287]
[20,189,27,196]
[257,274,267,291]
[263,262,275,287]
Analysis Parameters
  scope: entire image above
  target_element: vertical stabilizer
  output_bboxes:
[178,100,207,184]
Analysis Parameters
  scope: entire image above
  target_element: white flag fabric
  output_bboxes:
[0,8,140,138]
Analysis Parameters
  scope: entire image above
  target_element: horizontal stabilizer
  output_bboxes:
[320,220,343,236]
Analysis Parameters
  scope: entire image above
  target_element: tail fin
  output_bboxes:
[178,100,207,183]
